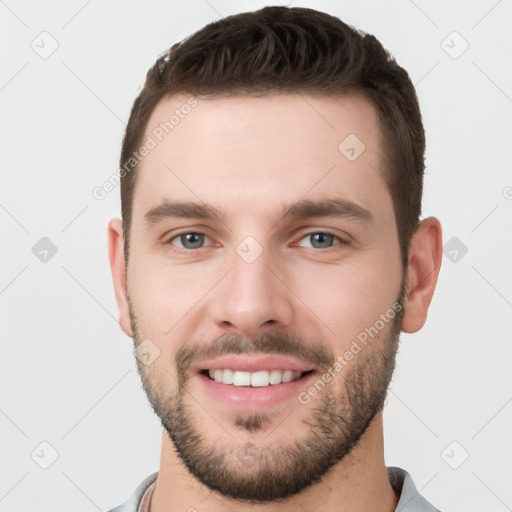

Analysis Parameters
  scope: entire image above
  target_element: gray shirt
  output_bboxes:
[107,466,442,512]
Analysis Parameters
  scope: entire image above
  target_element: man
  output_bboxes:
[107,5,443,512]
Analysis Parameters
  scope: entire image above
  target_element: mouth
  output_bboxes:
[192,355,318,410]
[200,368,314,387]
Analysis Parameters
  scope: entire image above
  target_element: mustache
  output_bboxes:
[176,332,335,376]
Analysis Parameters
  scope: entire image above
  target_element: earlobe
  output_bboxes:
[107,218,133,337]
[401,217,443,334]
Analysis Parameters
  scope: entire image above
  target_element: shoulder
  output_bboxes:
[388,466,443,512]
[106,472,159,512]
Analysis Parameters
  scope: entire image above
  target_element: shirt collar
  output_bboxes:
[388,466,441,511]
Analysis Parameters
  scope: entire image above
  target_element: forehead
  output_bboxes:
[132,92,390,224]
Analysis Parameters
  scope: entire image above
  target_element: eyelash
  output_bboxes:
[165,231,348,254]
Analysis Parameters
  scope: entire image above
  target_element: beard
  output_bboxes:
[129,283,405,503]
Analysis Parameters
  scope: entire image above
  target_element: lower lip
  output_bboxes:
[195,372,316,410]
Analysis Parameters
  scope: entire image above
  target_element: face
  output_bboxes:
[123,93,405,501]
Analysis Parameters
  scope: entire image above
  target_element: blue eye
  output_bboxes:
[298,233,341,249]
[166,231,345,253]
[171,233,207,250]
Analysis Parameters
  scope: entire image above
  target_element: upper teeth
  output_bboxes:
[207,369,303,387]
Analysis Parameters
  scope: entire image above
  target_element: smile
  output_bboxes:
[203,369,312,387]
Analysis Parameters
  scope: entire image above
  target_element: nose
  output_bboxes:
[210,247,294,338]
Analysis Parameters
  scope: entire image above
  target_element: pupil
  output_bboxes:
[182,233,203,249]
[311,233,332,248]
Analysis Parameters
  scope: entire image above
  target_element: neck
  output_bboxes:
[150,412,399,512]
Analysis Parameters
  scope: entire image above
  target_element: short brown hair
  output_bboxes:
[120,6,425,268]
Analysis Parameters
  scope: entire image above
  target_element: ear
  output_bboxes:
[107,218,133,337]
[401,217,443,333]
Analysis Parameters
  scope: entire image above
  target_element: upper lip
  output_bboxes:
[192,355,315,373]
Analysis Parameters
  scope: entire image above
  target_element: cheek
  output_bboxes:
[128,257,217,336]
[287,257,401,342]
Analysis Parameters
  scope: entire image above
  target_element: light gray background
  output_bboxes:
[1,1,511,511]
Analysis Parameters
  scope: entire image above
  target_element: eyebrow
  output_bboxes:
[279,198,374,225]
[144,201,222,227]
[144,197,374,228]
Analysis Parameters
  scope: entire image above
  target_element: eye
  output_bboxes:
[168,232,211,250]
[297,232,344,249]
